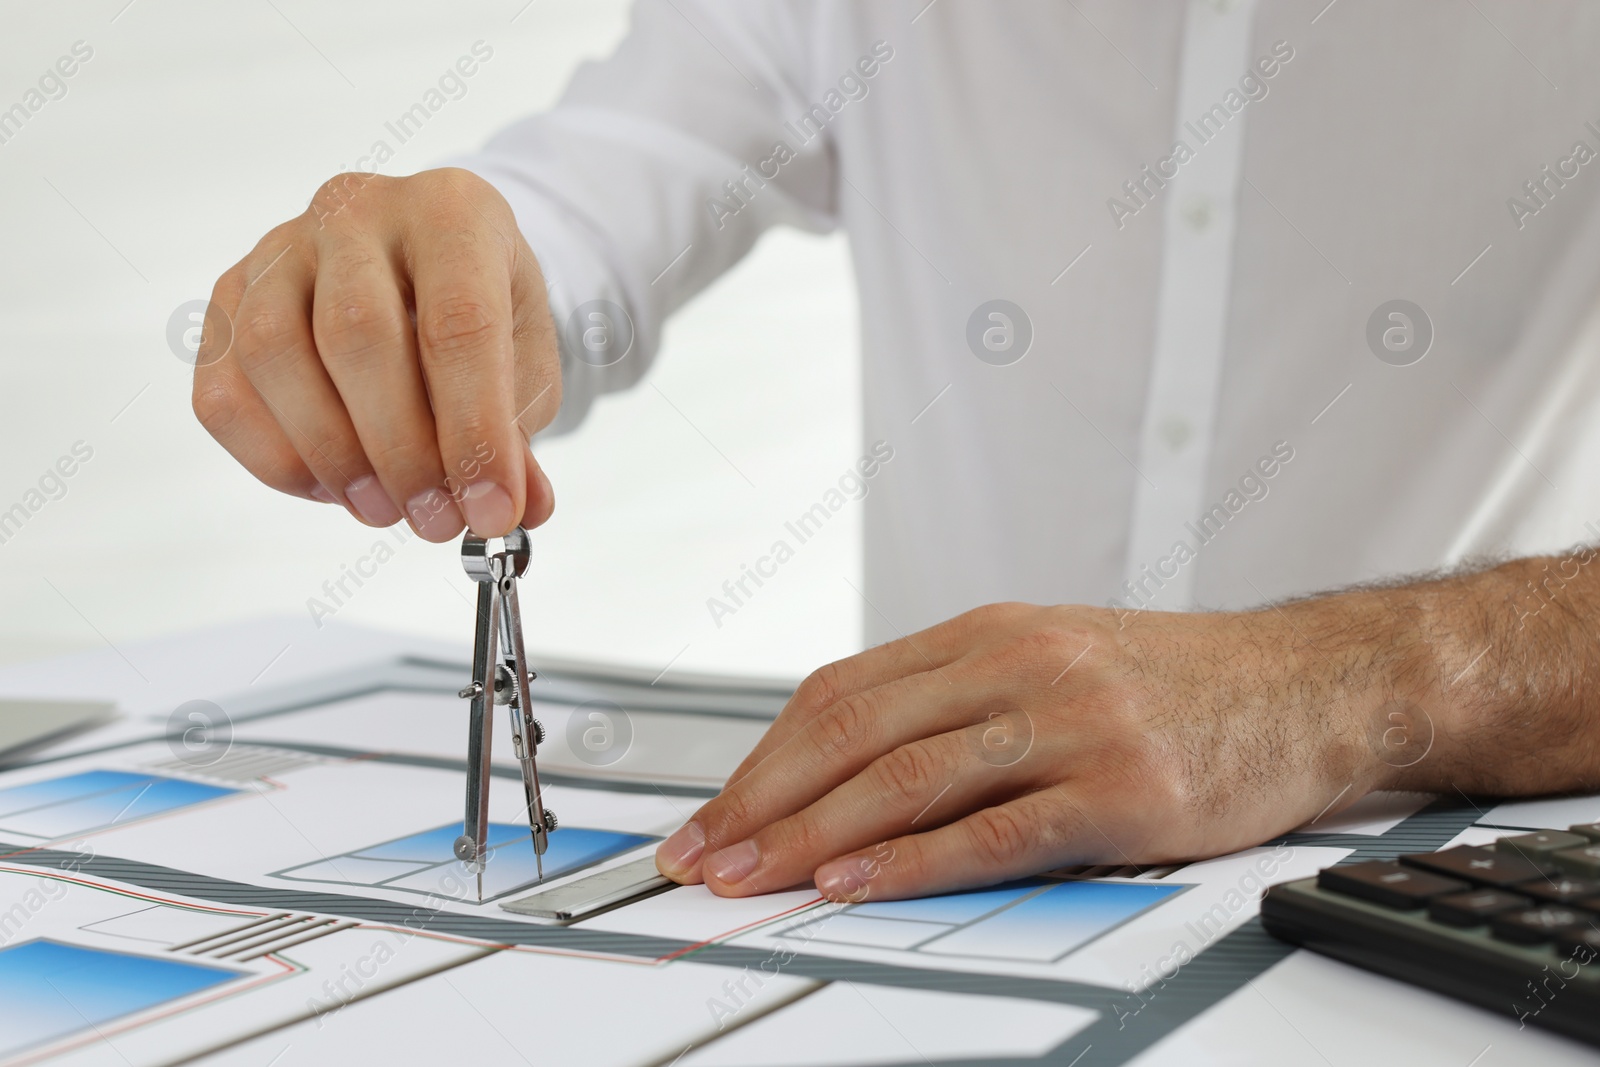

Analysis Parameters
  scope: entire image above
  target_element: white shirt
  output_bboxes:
[458,0,1600,644]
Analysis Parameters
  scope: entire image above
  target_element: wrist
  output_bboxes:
[1358,581,1461,793]
[1260,586,1440,797]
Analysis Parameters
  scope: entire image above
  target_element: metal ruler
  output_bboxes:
[500,856,673,923]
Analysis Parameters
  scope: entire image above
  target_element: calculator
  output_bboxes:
[1262,825,1600,1047]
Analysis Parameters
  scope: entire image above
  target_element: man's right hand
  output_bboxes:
[193,167,561,541]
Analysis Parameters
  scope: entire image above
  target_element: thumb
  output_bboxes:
[522,450,555,529]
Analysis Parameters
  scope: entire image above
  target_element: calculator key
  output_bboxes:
[1491,906,1587,945]
[1566,823,1600,843]
[1428,888,1531,928]
[1319,860,1469,909]
[1400,845,1553,888]
[1497,831,1590,862]
[1553,845,1600,878]
[1518,876,1600,905]
[1555,926,1600,961]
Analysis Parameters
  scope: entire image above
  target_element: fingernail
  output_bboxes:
[405,488,465,542]
[815,856,873,901]
[706,839,759,885]
[460,481,514,536]
[655,821,706,876]
[534,464,554,515]
[345,475,401,526]
[309,485,337,504]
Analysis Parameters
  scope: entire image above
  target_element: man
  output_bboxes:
[193,1,1600,902]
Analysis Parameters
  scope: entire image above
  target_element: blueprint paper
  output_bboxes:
[0,621,1582,1066]
[678,983,1098,1066]
[1476,793,1600,833]
[0,864,484,1067]
[229,688,766,790]
[186,948,820,1067]
[0,745,681,926]
[1293,790,1432,836]
[629,847,1348,988]
[1127,949,1599,1066]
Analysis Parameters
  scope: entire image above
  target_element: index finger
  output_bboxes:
[408,207,526,538]
[725,624,965,787]
[657,669,972,885]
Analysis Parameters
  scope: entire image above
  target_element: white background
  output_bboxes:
[0,0,863,680]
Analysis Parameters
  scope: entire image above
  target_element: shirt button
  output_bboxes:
[1159,414,1193,452]
[1181,196,1215,233]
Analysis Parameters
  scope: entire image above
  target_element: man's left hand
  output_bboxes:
[653,599,1404,901]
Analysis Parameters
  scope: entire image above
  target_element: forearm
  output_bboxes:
[1298,550,1600,797]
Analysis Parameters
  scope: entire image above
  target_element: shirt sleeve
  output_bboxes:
[448,0,838,435]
